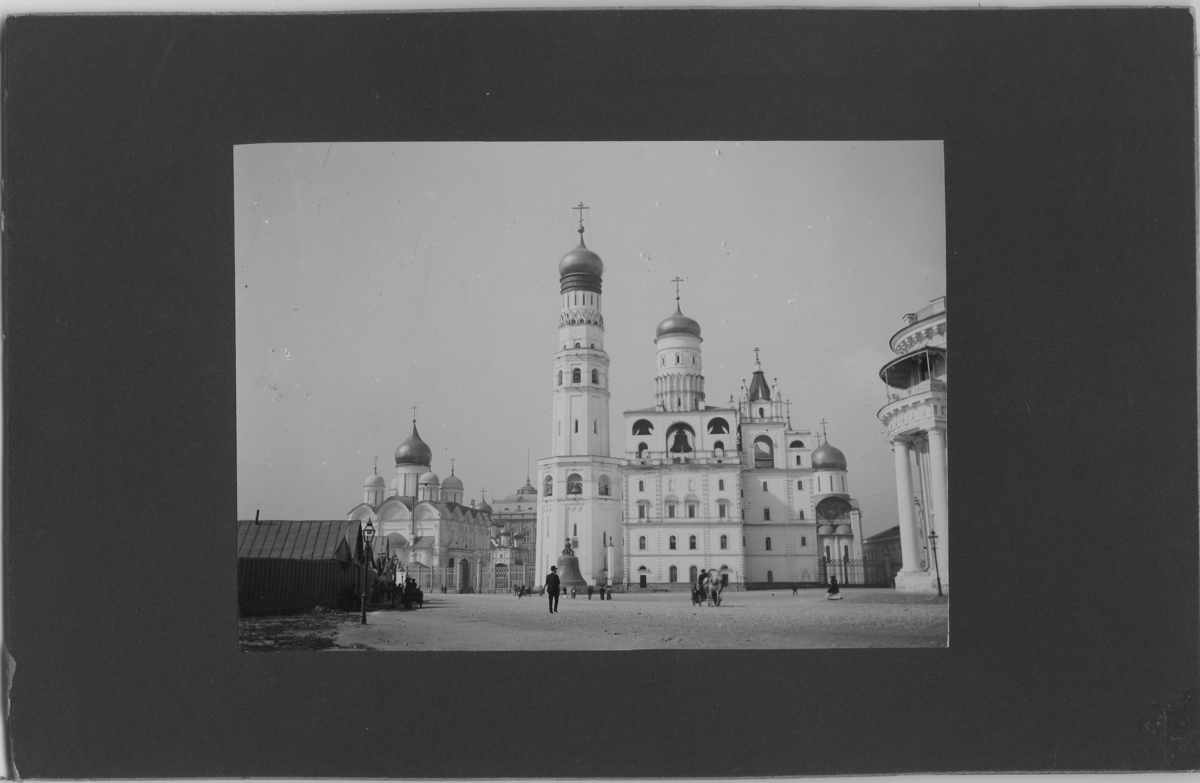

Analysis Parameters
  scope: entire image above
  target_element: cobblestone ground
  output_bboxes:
[329,588,948,650]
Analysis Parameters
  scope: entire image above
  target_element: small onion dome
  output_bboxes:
[441,473,464,490]
[835,524,853,536]
[811,441,848,471]
[364,473,386,488]
[477,498,493,514]
[418,471,439,485]
[558,238,604,279]
[817,524,835,536]
[395,424,433,466]
[655,305,702,340]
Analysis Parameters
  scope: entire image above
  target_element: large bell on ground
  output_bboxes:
[556,538,588,588]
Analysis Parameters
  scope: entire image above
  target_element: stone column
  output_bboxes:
[892,437,923,573]
[927,426,949,580]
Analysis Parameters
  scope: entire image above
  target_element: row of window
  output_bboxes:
[635,534,810,551]
[559,368,600,386]
[542,474,612,497]
[660,353,699,366]
[632,479,809,493]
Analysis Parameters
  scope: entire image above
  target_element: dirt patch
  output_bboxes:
[239,607,374,651]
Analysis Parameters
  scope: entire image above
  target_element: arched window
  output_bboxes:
[801,536,807,546]
[666,422,696,454]
[765,537,773,551]
[557,370,562,386]
[790,440,804,449]
[598,475,611,497]
[689,535,697,549]
[687,504,696,518]
[844,545,849,561]
[767,570,774,584]
[667,504,676,518]
[632,419,654,436]
[669,565,678,582]
[572,368,581,383]
[675,354,680,364]
[720,534,728,549]
[797,481,803,490]
[718,479,725,491]
[669,535,677,550]
[754,435,774,468]
[713,441,724,457]
[543,476,553,497]
[637,502,648,519]
[796,456,802,466]
[718,502,728,518]
[707,418,730,434]
[638,536,646,550]
[448,558,455,567]
[799,511,805,520]
[763,508,771,521]
[689,565,698,582]
[825,545,831,560]
[762,481,768,492]
[637,442,649,459]
[591,369,599,384]
[759,407,765,417]
[567,473,583,495]
[638,480,644,492]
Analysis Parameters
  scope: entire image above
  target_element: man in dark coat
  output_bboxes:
[587,585,594,600]
[546,566,561,613]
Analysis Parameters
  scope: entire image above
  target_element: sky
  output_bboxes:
[235,141,945,537]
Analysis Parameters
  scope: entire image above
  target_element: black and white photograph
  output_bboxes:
[235,141,949,650]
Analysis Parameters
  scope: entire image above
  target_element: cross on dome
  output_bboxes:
[574,202,589,237]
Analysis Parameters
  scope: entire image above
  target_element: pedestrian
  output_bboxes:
[587,585,594,600]
[571,587,577,599]
[546,566,561,613]
[826,575,843,601]
[605,586,612,601]
[792,583,799,596]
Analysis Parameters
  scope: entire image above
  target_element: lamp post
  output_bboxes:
[360,521,376,625]
[928,529,944,597]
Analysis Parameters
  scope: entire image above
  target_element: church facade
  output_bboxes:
[620,302,864,590]
[533,209,865,592]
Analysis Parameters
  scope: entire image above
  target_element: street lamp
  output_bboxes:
[360,521,376,625]
[928,529,944,597]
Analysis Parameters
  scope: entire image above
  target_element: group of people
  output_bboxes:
[543,565,614,613]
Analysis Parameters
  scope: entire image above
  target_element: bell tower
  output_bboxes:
[537,204,623,589]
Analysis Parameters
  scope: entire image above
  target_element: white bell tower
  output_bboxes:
[537,204,623,588]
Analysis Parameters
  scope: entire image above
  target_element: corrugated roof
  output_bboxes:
[237,520,359,560]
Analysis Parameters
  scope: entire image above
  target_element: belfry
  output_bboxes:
[536,205,624,587]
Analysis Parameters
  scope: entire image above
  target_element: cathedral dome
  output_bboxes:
[656,305,702,340]
[817,524,835,536]
[364,473,386,488]
[395,424,433,466]
[477,498,493,514]
[558,239,604,279]
[835,524,853,536]
[811,441,848,471]
[441,473,464,490]
[419,471,440,485]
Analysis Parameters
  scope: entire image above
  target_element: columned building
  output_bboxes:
[536,219,624,587]
[878,296,947,593]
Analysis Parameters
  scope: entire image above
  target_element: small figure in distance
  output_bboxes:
[792,583,799,596]
[546,566,561,613]
[587,584,594,600]
[826,575,843,601]
[571,586,577,599]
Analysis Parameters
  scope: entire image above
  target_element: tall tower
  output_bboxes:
[537,205,623,587]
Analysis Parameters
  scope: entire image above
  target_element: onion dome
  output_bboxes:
[558,229,604,294]
[477,496,493,514]
[811,441,848,471]
[817,524,835,536]
[395,423,433,466]
[441,473,464,491]
[418,471,439,485]
[364,473,386,488]
[835,524,853,536]
[655,304,702,340]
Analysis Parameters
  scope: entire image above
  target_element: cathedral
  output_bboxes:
[536,209,865,591]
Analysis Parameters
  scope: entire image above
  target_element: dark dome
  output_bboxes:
[477,498,493,514]
[394,424,433,466]
[811,441,847,471]
[655,305,702,340]
[558,239,604,279]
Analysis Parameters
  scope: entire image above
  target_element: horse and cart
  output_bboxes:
[690,579,723,607]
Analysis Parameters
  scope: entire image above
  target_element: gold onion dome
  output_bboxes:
[558,237,604,278]
[394,423,433,466]
[811,441,848,471]
[656,304,702,340]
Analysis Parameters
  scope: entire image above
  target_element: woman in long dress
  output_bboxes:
[826,575,843,600]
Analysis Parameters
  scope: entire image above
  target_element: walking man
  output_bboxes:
[546,565,561,613]
[587,585,594,600]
